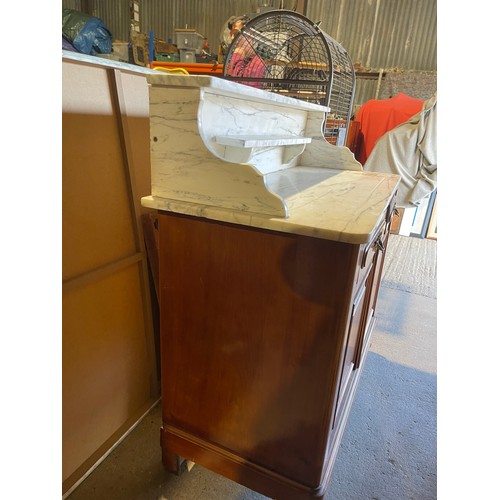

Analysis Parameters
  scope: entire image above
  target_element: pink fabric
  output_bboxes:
[229,53,265,88]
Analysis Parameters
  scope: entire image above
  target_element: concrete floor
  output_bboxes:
[67,234,437,500]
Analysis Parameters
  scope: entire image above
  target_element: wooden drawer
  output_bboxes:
[356,221,384,290]
[355,190,395,290]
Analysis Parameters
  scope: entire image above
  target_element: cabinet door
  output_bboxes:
[335,218,390,417]
[336,274,368,415]
[355,221,390,368]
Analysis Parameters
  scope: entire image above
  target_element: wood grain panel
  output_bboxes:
[158,212,360,486]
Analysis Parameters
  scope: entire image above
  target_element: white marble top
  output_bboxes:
[142,167,400,244]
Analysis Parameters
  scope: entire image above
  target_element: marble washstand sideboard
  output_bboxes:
[141,73,400,499]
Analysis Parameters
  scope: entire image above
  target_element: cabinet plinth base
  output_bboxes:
[160,425,329,500]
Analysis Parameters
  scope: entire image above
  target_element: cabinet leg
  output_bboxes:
[160,425,185,476]
[162,447,183,475]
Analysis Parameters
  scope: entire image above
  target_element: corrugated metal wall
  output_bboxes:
[62,0,436,105]
[306,0,436,71]
[62,1,272,48]
[305,0,436,108]
[62,0,436,69]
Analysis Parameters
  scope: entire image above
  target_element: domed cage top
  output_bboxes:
[223,10,356,146]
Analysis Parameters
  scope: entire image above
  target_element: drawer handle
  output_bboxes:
[375,238,385,253]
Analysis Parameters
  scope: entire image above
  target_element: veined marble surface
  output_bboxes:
[142,168,400,244]
[147,73,363,218]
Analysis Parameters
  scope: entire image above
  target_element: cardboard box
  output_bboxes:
[175,29,204,53]
[112,42,130,62]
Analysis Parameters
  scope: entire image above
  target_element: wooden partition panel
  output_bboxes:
[62,57,158,495]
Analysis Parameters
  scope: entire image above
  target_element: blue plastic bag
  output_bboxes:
[62,8,112,55]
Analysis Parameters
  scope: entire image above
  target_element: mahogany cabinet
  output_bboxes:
[155,195,395,499]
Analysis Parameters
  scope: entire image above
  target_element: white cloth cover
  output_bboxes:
[363,94,437,207]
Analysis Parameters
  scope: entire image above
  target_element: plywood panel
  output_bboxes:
[62,111,137,280]
[62,56,158,495]
[62,265,151,481]
[119,72,152,203]
[62,63,138,280]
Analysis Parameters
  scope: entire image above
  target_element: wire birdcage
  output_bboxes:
[223,10,356,146]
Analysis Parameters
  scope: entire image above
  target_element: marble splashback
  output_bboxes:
[149,86,289,216]
[146,73,364,218]
[199,90,314,174]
